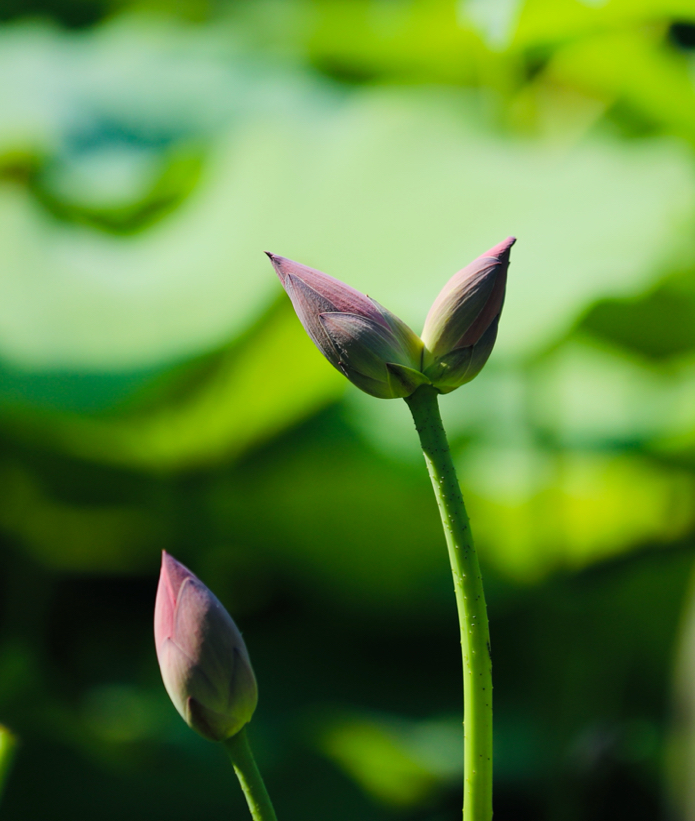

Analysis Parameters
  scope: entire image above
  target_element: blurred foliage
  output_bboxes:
[2,1,695,820]
[0,725,16,801]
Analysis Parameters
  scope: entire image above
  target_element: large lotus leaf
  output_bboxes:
[2,19,692,371]
[0,21,317,370]
[292,89,695,365]
[1,17,694,470]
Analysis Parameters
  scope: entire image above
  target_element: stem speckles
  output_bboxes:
[404,384,493,821]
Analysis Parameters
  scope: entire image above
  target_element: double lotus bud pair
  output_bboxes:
[267,237,515,398]
[154,240,514,740]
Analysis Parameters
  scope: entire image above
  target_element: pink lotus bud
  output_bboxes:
[267,253,429,399]
[154,552,258,742]
[421,237,515,393]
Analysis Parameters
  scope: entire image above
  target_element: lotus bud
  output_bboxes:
[267,252,429,399]
[154,552,258,742]
[421,237,515,393]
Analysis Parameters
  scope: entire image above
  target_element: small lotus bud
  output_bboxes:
[267,253,429,399]
[154,552,258,742]
[421,237,515,393]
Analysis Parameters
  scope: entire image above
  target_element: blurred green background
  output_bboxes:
[3,0,695,818]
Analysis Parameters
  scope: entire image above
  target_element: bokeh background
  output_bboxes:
[2,0,695,818]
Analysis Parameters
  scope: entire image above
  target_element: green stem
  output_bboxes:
[404,384,493,821]
[224,727,278,821]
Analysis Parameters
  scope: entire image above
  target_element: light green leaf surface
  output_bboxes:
[461,448,695,580]
[1,16,694,482]
[2,18,692,372]
[512,0,695,48]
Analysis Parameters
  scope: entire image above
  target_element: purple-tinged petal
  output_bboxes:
[283,274,342,368]
[269,252,427,399]
[266,253,387,326]
[154,553,257,742]
[320,313,404,379]
[422,237,515,361]
[369,300,424,367]
[320,311,425,398]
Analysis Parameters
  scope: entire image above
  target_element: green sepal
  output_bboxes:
[386,363,431,398]
[423,346,473,393]
[423,317,499,394]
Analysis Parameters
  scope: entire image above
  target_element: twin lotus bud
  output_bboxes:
[267,237,515,397]
[154,551,257,742]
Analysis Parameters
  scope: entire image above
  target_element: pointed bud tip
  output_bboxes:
[265,251,291,284]
[158,552,196,608]
[161,549,182,574]
[485,236,516,259]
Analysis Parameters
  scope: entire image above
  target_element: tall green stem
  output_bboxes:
[404,384,493,821]
[224,727,278,821]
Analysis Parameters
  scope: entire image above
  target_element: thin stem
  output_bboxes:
[224,727,278,821]
[404,384,493,821]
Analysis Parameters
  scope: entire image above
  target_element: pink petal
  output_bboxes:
[266,253,387,327]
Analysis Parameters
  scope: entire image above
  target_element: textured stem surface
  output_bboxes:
[224,727,278,821]
[405,384,493,821]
